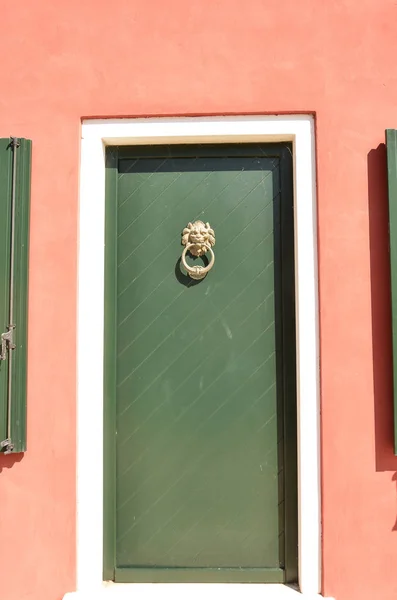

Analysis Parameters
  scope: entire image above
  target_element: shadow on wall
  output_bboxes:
[0,452,23,473]
[368,145,397,530]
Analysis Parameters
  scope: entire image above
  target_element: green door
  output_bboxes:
[104,144,297,584]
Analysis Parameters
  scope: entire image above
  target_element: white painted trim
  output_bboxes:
[64,583,332,600]
[71,116,325,600]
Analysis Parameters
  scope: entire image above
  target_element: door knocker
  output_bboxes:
[181,220,215,280]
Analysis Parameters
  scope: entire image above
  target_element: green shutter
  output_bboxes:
[386,129,397,455]
[0,138,31,454]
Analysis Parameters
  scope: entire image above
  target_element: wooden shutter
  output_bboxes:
[386,129,397,455]
[0,138,31,454]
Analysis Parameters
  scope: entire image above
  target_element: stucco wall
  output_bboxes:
[0,2,397,599]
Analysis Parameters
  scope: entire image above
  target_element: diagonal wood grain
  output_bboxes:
[115,153,284,570]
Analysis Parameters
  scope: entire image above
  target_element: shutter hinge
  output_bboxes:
[10,137,20,149]
[0,438,14,454]
[0,325,15,454]
[0,325,15,361]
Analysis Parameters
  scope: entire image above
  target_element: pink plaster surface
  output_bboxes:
[1,2,397,599]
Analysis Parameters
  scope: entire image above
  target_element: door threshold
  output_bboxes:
[64,583,334,600]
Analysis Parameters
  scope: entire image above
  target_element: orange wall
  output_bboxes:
[0,2,397,599]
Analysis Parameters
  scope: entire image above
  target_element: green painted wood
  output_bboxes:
[0,139,13,446]
[103,147,119,580]
[114,567,284,583]
[103,144,297,583]
[0,138,31,453]
[10,138,31,452]
[278,145,298,583]
[386,129,397,455]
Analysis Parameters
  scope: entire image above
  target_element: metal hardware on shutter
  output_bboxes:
[0,137,19,454]
[0,326,15,361]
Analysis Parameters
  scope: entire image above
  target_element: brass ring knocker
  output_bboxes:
[181,221,215,281]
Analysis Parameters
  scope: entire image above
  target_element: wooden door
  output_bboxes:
[104,144,297,583]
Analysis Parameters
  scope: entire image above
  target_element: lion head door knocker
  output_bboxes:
[181,220,215,280]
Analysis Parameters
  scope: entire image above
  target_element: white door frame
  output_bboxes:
[67,115,327,600]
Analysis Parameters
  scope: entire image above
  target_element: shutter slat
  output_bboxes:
[0,139,13,447]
